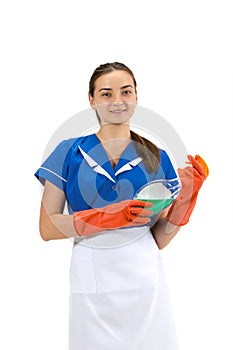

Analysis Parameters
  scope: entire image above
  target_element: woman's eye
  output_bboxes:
[123,90,131,95]
[101,92,111,97]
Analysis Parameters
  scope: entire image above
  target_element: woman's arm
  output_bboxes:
[150,208,181,250]
[39,181,77,241]
[40,181,153,240]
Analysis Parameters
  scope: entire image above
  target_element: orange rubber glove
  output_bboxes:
[167,155,209,226]
[73,200,153,236]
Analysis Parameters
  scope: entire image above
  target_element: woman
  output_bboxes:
[35,62,208,349]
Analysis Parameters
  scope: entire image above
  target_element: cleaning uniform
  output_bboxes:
[35,133,180,350]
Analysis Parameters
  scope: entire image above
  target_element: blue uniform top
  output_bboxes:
[35,133,179,214]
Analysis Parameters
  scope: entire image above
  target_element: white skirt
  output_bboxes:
[69,227,179,350]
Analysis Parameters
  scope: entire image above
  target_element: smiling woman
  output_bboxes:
[35,61,208,350]
[89,70,138,125]
[88,62,161,173]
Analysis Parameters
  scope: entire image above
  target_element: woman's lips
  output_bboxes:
[110,109,127,113]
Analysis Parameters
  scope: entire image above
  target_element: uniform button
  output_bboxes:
[111,185,116,190]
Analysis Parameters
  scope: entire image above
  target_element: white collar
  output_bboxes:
[79,146,142,183]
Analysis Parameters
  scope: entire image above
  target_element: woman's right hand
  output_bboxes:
[73,200,153,236]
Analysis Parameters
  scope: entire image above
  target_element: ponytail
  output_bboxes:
[130,130,160,173]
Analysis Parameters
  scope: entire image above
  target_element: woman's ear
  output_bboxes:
[88,94,96,109]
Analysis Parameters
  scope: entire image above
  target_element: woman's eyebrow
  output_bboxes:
[98,85,134,92]
[120,84,134,89]
[98,87,112,92]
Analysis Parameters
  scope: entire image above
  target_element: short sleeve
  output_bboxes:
[34,138,76,191]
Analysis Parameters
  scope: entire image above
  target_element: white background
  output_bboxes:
[1,1,232,349]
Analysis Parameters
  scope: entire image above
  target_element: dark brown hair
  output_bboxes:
[89,62,160,173]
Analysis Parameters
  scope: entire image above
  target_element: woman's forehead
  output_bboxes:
[95,70,135,90]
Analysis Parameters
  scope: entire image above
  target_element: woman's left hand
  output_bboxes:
[167,154,209,226]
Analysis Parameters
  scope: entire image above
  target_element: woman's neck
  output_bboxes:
[96,124,131,142]
[96,124,132,168]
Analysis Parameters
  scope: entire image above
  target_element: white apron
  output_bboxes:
[69,227,179,350]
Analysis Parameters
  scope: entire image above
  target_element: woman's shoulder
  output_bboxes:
[159,148,171,161]
[56,133,96,151]
[157,148,175,171]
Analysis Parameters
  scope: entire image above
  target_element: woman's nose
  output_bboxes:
[112,92,123,104]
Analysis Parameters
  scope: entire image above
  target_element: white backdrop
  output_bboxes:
[1,1,232,349]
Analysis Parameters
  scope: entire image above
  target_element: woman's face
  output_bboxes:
[89,70,138,125]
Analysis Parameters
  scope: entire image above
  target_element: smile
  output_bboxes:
[110,109,127,113]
